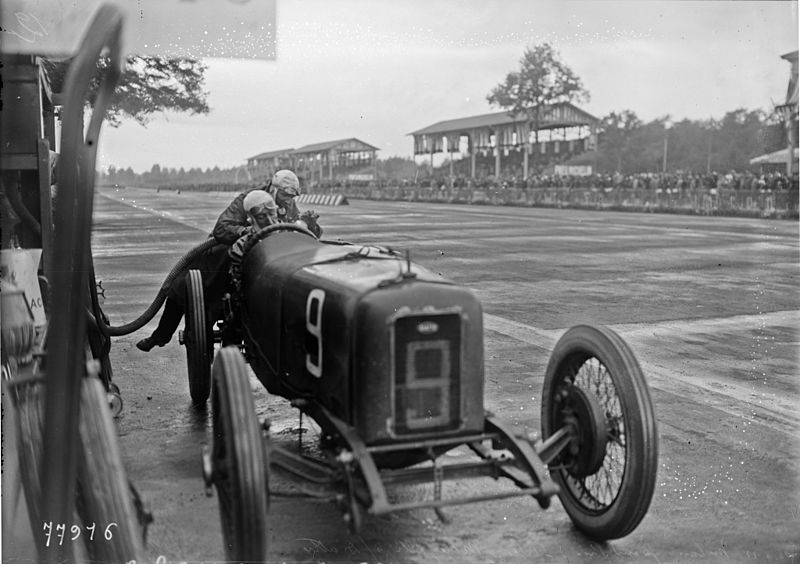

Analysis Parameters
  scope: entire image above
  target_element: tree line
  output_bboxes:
[101,107,784,188]
[81,44,790,187]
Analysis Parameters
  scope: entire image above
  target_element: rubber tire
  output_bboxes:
[11,378,145,562]
[75,378,146,563]
[541,325,658,540]
[211,347,269,563]
[185,269,211,406]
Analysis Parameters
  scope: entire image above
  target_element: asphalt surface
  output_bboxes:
[5,186,799,563]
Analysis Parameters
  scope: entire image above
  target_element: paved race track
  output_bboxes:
[9,186,797,564]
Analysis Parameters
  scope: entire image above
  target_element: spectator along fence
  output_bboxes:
[140,180,799,219]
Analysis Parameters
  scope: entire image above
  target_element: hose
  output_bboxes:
[96,237,219,336]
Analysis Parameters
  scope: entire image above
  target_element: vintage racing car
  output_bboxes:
[179,223,659,562]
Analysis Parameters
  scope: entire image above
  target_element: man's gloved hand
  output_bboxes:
[299,210,322,238]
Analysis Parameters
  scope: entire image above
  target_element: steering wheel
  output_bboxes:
[235,222,319,264]
[253,222,317,241]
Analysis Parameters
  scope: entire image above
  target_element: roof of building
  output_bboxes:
[247,148,294,161]
[408,102,599,136]
[749,147,799,165]
[291,138,379,154]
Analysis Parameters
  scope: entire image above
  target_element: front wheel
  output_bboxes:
[541,325,658,540]
[185,269,211,405]
[210,347,269,562]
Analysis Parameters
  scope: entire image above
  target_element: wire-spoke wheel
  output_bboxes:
[185,269,211,405]
[541,325,658,540]
[211,347,269,563]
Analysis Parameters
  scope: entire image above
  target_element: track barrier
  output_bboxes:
[121,183,797,219]
[296,193,348,206]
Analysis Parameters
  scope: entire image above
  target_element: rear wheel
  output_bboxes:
[541,325,658,540]
[210,347,269,562]
[185,269,211,405]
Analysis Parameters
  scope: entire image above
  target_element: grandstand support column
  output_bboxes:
[449,148,454,187]
[523,143,529,179]
[495,146,501,178]
[470,132,476,179]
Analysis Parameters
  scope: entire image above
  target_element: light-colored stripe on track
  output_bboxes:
[484,311,800,434]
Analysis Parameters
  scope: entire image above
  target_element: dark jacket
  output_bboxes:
[212,190,259,245]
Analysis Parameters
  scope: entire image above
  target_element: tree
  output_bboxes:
[599,110,642,173]
[487,43,589,174]
[42,56,210,127]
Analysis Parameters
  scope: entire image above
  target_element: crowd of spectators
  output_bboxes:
[310,169,796,194]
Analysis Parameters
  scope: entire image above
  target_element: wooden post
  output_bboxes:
[523,144,529,179]
[449,141,454,186]
[430,135,435,178]
[470,132,476,179]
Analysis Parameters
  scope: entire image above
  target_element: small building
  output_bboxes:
[749,147,799,173]
[290,138,379,184]
[409,102,599,180]
[749,50,798,177]
[245,148,295,180]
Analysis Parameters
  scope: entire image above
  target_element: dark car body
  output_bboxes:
[239,232,485,451]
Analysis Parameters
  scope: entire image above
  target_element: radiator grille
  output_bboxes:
[392,312,461,435]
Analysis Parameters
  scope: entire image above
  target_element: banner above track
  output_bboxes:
[1,0,277,60]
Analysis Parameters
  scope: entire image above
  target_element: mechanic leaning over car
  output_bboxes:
[212,169,322,244]
[136,169,322,352]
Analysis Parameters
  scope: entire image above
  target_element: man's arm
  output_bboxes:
[283,200,323,238]
[212,191,250,245]
[298,209,323,238]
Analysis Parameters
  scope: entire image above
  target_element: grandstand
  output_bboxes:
[409,101,599,180]
[245,138,379,184]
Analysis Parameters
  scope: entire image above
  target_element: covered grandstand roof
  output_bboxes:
[291,138,378,155]
[749,147,799,165]
[409,102,599,136]
[247,148,294,161]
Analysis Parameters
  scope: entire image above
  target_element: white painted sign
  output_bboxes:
[0,249,46,327]
[554,165,593,176]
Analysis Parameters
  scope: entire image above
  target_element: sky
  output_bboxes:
[90,0,798,173]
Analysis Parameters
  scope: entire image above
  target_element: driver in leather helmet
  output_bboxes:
[226,190,280,293]
[228,190,278,264]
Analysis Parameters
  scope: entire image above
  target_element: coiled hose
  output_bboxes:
[97,237,219,337]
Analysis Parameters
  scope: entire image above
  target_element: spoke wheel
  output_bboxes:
[211,347,269,563]
[185,269,211,405]
[541,325,658,540]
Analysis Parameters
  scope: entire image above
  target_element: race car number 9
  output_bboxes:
[305,289,326,378]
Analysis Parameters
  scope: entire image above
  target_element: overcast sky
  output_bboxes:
[95,0,798,173]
